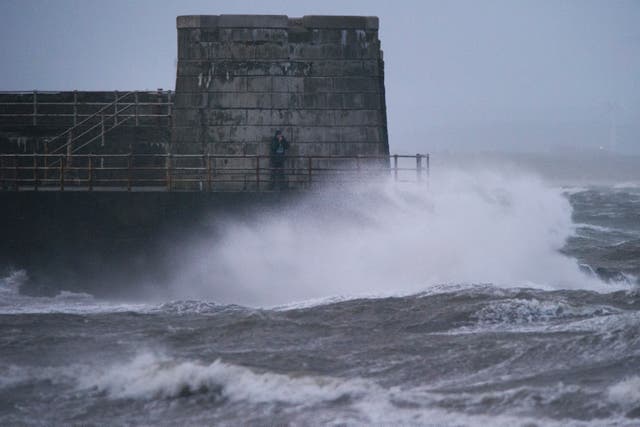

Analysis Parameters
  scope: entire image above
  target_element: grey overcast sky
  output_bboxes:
[1,0,638,154]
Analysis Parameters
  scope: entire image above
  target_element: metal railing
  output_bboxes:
[0,153,429,192]
[0,90,172,127]
[0,90,173,155]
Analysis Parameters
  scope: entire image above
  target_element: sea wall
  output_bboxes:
[0,191,299,297]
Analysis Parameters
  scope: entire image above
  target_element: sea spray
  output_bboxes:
[170,170,610,306]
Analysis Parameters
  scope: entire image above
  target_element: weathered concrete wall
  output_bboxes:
[172,15,389,159]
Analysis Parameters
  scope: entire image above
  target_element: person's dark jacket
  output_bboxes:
[270,136,289,159]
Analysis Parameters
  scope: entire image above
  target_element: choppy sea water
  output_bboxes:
[1,177,639,426]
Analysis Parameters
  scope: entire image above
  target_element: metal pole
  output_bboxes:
[134,91,139,126]
[14,154,19,191]
[88,155,93,191]
[66,131,73,166]
[416,154,423,182]
[393,154,398,182]
[426,154,430,180]
[255,156,260,191]
[33,155,38,191]
[73,90,78,126]
[166,154,172,192]
[167,91,172,127]
[114,90,118,125]
[32,90,37,126]
[127,153,132,192]
[44,142,48,181]
[59,156,65,191]
[207,154,212,192]
[101,115,105,146]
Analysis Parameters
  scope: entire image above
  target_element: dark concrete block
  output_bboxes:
[254,43,288,60]
[302,93,327,109]
[208,92,271,109]
[335,110,382,126]
[218,28,288,43]
[246,109,272,125]
[291,110,334,126]
[326,93,343,108]
[293,126,340,143]
[205,109,247,126]
[333,77,378,92]
[209,76,247,92]
[303,77,333,93]
[173,92,208,108]
[170,142,206,154]
[288,28,313,43]
[247,76,273,92]
[271,93,303,109]
[272,76,304,92]
[339,126,368,142]
[172,126,202,144]
[172,109,200,127]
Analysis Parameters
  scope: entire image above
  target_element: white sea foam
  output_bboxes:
[473,298,620,325]
[82,352,370,403]
[0,271,149,314]
[608,376,640,408]
[78,352,627,426]
[172,170,617,307]
[613,182,640,190]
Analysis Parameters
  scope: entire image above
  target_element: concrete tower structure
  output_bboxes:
[172,15,389,160]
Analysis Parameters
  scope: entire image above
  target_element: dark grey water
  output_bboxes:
[1,181,639,426]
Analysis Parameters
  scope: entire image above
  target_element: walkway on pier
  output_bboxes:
[0,153,429,192]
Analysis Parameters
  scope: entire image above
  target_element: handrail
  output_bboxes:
[0,153,430,192]
[47,91,135,152]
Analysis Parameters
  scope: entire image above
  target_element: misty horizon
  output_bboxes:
[1,0,638,155]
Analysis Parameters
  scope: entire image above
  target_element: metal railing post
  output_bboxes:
[207,154,212,192]
[33,155,38,191]
[134,91,139,126]
[255,156,260,191]
[127,153,132,192]
[393,154,398,182]
[88,154,93,191]
[101,114,105,146]
[416,154,423,182]
[14,154,19,191]
[114,91,118,126]
[59,155,65,191]
[426,154,430,181]
[44,143,48,181]
[166,154,172,191]
[167,91,172,127]
[32,90,37,126]
[73,90,78,126]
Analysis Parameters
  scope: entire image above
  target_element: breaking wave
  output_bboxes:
[171,171,618,306]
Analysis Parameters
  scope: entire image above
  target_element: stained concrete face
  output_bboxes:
[172,15,389,159]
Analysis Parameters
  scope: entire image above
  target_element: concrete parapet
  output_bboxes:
[177,15,378,30]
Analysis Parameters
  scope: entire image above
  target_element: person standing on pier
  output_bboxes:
[270,129,289,190]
